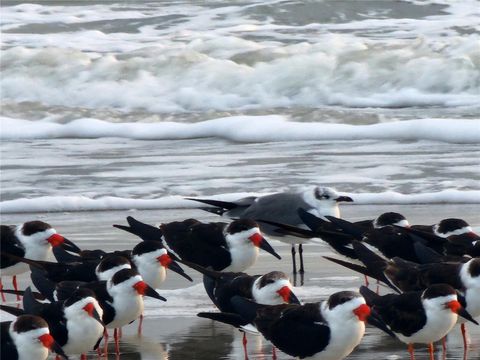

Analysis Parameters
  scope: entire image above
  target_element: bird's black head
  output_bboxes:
[110,268,140,286]
[63,288,97,307]
[257,271,288,288]
[226,219,259,235]
[97,255,131,273]
[327,291,362,310]
[21,221,52,236]
[422,284,457,300]
[468,258,480,278]
[374,212,408,228]
[13,315,49,333]
[132,241,165,256]
[436,218,470,235]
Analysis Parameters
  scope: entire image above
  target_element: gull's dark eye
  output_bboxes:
[314,188,330,200]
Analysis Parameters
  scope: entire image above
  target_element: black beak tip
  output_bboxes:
[289,293,301,305]
[259,238,281,260]
[92,309,104,326]
[169,261,193,282]
[458,308,479,325]
[145,285,167,301]
[367,310,396,338]
[181,272,193,282]
[51,341,69,359]
[61,238,81,253]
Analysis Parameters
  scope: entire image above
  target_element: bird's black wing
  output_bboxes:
[162,221,231,270]
[1,225,26,269]
[113,216,164,242]
[1,321,18,360]
[187,222,229,247]
[257,302,331,359]
[370,290,426,337]
[214,274,256,313]
[35,301,69,347]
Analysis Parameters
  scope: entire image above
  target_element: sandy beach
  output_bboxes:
[1,204,479,359]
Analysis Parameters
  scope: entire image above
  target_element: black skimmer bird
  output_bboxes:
[130,241,192,334]
[412,218,479,240]
[2,251,131,284]
[114,216,280,272]
[1,314,68,360]
[23,243,190,337]
[300,209,409,233]
[262,209,411,262]
[130,241,192,288]
[323,215,445,263]
[187,186,353,275]
[180,259,300,311]
[31,267,166,355]
[183,259,300,355]
[430,218,480,257]
[0,220,79,301]
[360,284,478,360]
[325,241,480,350]
[53,241,192,285]
[200,290,381,360]
[9,243,191,288]
[1,287,104,359]
[385,218,480,258]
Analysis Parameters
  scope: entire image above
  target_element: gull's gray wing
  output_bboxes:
[241,192,311,229]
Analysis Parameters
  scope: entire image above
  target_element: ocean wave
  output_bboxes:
[1,190,479,214]
[2,1,479,111]
[1,38,479,111]
[1,116,479,144]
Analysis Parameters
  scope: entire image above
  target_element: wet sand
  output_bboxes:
[1,204,479,359]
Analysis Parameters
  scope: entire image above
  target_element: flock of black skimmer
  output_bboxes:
[1,186,479,360]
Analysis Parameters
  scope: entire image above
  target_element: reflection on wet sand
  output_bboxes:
[166,320,234,360]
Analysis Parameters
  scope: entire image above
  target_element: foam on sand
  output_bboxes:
[1,116,479,144]
[1,189,479,214]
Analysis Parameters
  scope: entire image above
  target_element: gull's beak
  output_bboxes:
[335,196,354,203]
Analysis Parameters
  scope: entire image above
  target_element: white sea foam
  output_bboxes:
[1,189,479,214]
[1,116,479,144]
[1,1,479,111]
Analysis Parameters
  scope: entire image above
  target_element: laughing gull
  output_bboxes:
[188,186,353,276]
